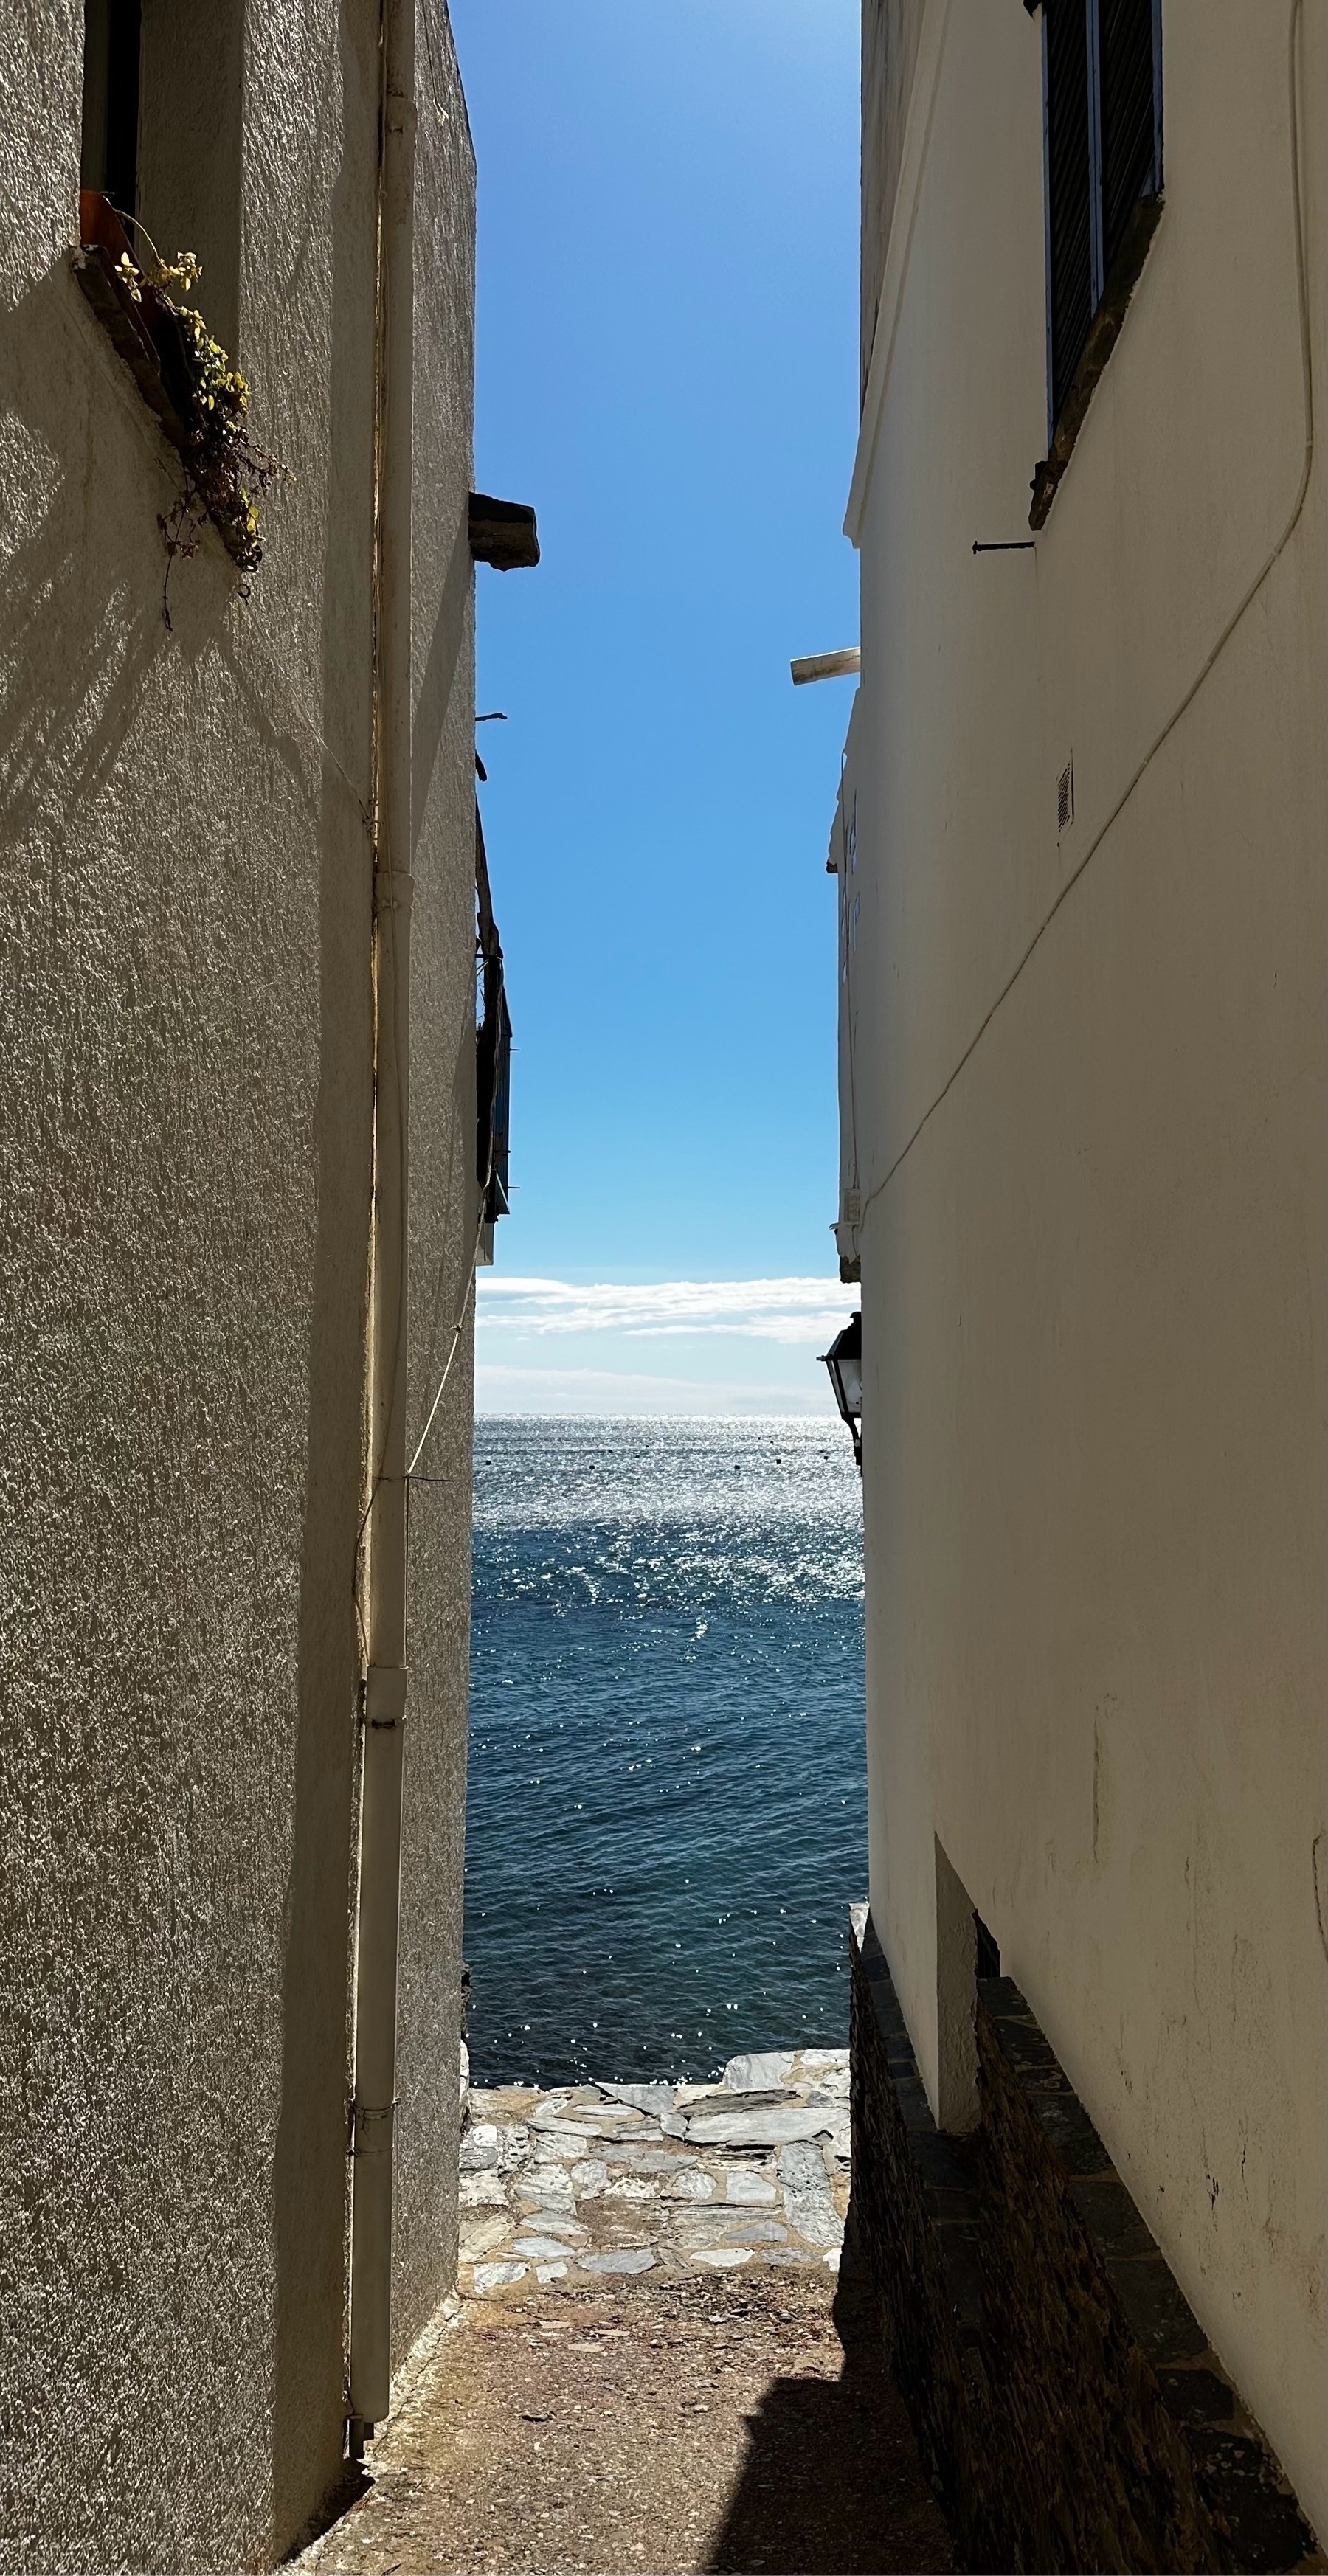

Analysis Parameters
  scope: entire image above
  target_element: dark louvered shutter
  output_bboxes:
[1045,0,1093,431]
[1099,0,1161,283]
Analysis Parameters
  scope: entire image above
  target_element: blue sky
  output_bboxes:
[448,0,861,1409]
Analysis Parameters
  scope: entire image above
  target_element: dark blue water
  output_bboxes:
[465,1417,865,2085]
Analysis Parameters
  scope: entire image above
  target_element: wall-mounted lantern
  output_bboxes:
[820,1311,862,1470]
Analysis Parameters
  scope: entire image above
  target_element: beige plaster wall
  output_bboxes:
[394,0,477,2373]
[0,3,476,2563]
[843,0,1327,2538]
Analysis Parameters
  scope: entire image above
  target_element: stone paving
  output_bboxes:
[457,2049,851,2296]
[299,2047,955,2574]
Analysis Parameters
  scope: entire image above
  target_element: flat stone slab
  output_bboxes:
[459,2124,501,2170]
[459,2214,511,2260]
[722,2049,797,2089]
[524,2160,573,2192]
[599,2143,694,2170]
[679,2217,789,2248]
[725,2167,777,2204]
[471,2260,528,2292]
[660,2167,715,2201]
[599,2081,677,2118]
[459,2171,507,2208]
[577,2246,657,2274]
[684,2106,842,2147]
[778,2138,845,2249]
[530,2108,654,2142]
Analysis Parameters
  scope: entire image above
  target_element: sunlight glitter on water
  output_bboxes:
[465,1418,865,2086]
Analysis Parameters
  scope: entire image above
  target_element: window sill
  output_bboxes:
[1029,193,1164,531]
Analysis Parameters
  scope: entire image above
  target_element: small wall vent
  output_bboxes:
[1057,755,1074,836]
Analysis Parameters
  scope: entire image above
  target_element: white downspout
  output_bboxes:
[349,0,415,2451]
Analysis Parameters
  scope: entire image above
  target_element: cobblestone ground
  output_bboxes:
[457,2049,854,2290]
[300,2052,955,2575]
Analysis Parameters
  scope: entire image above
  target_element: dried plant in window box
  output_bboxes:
[72,191,277,616]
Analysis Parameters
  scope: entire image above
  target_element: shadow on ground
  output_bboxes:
[298,2231,955,2575]
[705,2223,953,2575]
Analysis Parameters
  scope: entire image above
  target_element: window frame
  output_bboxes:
[1030,0,1164,524]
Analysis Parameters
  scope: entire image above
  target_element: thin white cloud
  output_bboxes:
[476,1275,855,1346]
[475,1363,837,1419]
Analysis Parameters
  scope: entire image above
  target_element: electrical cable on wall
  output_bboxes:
[404,798,506,1479]
[406,1197,489,1480]
[409,826,507,1475]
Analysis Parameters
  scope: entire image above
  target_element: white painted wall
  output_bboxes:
[0,4,476,2563]
[840,0,1326,2538]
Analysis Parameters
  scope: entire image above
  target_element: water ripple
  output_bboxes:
[465,1418,866,2085]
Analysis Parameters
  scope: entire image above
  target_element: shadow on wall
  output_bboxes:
[410,512,472,864]
[704,2222,955,2576]
[0,268,218,838]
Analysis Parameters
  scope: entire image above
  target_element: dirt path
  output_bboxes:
[300,2253,952,2576]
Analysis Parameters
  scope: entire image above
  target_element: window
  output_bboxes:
[80,0,142,218]
[1031,0,1163,524]
[80,4,246,354]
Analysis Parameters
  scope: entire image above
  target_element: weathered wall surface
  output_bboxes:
[0,3,476,2564]
[848,1914,1318,2573]
[394,0,477,2373]
[841,0,1327,2541]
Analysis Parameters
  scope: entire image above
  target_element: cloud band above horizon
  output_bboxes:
[475,1275,857,1345]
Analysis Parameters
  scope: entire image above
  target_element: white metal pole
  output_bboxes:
[349,0,415,2445]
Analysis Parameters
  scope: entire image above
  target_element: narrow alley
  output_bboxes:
[6,1,1327,2567]
[298,2268,952,2576]
[298,2053,952,2574]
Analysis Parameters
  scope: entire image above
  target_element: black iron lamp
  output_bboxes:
[820,1310,862,1470]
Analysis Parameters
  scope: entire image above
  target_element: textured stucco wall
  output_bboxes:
[841,0,1327,2542]
[0,4,475,2564]
[393,0,477,2373]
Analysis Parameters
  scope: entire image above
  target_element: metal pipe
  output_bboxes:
[348,0,416,2445]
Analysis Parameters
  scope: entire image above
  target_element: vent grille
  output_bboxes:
[1057,758,1074,834]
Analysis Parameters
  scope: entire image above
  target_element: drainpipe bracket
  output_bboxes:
[373,865,415,921]
[364,1665,407,1728]
[352,2099,397,2158]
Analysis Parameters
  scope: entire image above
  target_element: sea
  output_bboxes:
[464,1416,866,2087]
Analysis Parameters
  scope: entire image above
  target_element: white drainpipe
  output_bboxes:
[349,0,415,2450]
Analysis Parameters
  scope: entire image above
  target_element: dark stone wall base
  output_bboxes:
[849,1913,1322,2574]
